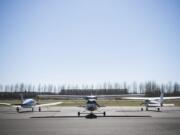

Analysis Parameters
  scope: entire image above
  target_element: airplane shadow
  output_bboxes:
[0,110,61,114]
[115,110,143,112]
[162,110,180,113]
[117,110,163,112]
[116,109,180,113]
[0,111,18,114]
[31,115,151,119]
[19,110,61,113]
[85,113,97,119]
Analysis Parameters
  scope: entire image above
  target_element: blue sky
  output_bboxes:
[0,0,180,85]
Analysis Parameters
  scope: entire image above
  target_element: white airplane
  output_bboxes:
[0,95,62,113]
[122,92,180,111]
[78,95,106,117]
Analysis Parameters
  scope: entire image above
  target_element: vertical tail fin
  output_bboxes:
[160,91,164,106]
[90,89,93,96]
[20,94,24,104]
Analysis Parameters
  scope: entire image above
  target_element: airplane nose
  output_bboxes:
[89,106,93,111]
[89,104,97,111]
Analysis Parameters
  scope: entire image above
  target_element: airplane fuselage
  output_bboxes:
[86,101,97,111]
[85,97,98,112]
[21,99,36,108]
[78,96,106,117]
[144,99,161,108]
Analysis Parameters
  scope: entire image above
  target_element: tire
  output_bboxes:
[78,112,80,117]
[103,112,106,117]
[39,107,41,112]
[157,108,160,112]
[16,107,20,113]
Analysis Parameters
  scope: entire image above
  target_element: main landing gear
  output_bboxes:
[78,112,80,117]
[103,111,106,117]
[141,107,161,111]
[140,107,149,111]
[157,107,160,112]
[38,107,41,112]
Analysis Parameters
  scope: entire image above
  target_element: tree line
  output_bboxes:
[0,81,180,99]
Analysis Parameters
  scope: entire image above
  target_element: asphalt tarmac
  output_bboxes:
[0,106,180,135]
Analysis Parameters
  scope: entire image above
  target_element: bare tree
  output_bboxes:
[173,82,180,96]
[38,84,41,93]
[133,81,137,94]
[19,83,25,92]
[0,84,3,92]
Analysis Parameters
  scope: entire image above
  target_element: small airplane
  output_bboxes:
[121,92,180,111]
[0,94,62,112]
[77,95,106,117]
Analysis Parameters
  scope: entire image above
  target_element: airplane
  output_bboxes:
[0,94,62,113]
[77,95,106,117]
[121,92,180,111]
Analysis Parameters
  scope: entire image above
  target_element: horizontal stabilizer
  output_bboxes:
[163,104,175,107]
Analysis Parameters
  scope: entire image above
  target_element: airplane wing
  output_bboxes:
[163,97,180,100]
[121,96,180,100]
[121,97,150,100]
[0,103,21,108]
[0,103,12,106]
[38,94,145,100]
[0,101,62,107]
[96,94,145,99]
[35,102,63,107]
[38,95,84,99]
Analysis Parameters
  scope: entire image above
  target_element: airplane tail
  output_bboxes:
[160,91,164,107]
[20,94,24,104]
[90,89,93,96]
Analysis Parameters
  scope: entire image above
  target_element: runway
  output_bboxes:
[0,106,180,135]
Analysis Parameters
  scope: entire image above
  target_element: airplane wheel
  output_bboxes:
[16,107,20,113]
[39,107,41,112]
[103,112,106,117]
[32,108,34,112]
[78,112,80,117]
[141,108,143,111]
[146,107,148,111]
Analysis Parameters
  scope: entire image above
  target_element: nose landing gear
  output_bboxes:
[16,107,20,113]
[103,111,106,117]
[39,107,41,112]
